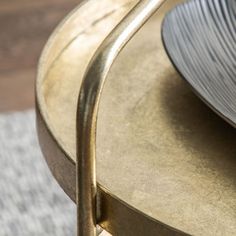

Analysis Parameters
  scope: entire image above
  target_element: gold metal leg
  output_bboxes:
[76,0,167,235]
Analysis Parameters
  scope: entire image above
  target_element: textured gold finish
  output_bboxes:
[36,0,236,235]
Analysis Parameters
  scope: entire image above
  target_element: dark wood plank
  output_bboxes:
[0,0,80,112]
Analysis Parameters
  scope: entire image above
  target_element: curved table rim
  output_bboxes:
[35,0,189,235]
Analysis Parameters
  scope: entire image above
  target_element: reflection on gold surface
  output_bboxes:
[37,0,236,235]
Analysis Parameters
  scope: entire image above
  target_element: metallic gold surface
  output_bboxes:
[76,0,168,235]
[36,0,236,235]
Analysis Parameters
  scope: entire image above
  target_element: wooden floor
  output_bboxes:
[0,0,79,112]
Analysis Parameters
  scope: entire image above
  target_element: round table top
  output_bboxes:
[36,0,236,235]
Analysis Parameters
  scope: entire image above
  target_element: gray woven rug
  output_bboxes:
[0,110,76,236]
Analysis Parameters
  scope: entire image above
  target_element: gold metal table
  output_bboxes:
[36,0,236,235]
